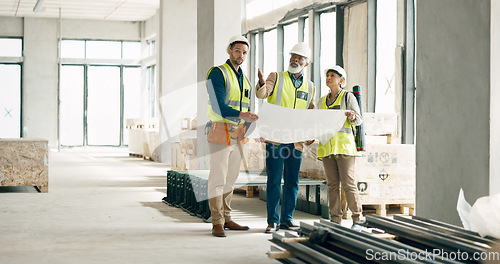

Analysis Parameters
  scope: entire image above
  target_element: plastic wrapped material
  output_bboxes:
[456,189,472,230]
[457,188,500,238]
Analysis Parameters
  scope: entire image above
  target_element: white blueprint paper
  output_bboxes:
[247,102,347,145]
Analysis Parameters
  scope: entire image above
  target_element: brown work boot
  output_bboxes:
[212,224,226,237]
[224,221,249,230]
[265,223,278,233]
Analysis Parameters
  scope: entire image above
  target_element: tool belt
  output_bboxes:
[206,122,249,145]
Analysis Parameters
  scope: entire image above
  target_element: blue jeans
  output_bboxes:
[266,143,302,224]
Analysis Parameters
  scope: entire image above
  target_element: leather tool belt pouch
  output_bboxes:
[207,122,248,145]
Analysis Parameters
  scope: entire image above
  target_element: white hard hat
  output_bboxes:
[324,65,347,88]
[227,35,250,51]
[289,42,311,59]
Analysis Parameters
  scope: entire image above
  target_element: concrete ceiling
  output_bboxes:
[0,0,159,21]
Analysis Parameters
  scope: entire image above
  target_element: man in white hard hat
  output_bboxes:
[256,42,315,233]
[206,35,259,237]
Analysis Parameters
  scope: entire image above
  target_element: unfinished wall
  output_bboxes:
[157,0,198,164]
[61,19,140,40]
[416,0,492,225]
[144,11,159,40]
[491,0,500,195]
[23,18,59,147]
[0,16,23,36]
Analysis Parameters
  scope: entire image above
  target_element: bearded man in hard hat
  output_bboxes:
[206,35,259,237]
[256,42,315,233]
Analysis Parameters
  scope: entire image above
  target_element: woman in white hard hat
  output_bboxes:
[316,65,364,225]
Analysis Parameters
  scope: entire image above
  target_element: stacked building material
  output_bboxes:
[162,170,211,221]
[164,170,326,221]
[0,138,49,192]
[268,215,499,263]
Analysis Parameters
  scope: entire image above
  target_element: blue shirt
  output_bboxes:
[288,72,304,88]
[207,60,249,122]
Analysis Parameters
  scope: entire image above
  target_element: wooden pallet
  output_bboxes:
[362,203,415,217]
[237,186,258,198]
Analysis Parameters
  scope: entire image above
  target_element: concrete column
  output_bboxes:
[196,0,243,169]
[158,0,198,164]
[491,0,500,195]
[23,18,59,149]
[416,0,499,225]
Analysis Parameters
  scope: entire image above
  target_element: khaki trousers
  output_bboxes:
[322,155,363,223]
[208,143,242,226]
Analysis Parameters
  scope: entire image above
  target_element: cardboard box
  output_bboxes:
[127,118,159,156]
[180,137,197,155]
[300,142,324,179]
[171,142,183,170]
[356,144,415,200]
[300,143,415,201]
[363,112,398,136]
[240,139,265,171]
[181,116,197,130]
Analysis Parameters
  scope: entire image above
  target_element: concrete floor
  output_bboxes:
[0,147,339,264]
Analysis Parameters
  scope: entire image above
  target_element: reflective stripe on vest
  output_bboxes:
[206,63,251,125]
[268,72,313,109]
[317,90,357,158]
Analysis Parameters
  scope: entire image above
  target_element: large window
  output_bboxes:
[303,18,310,44]
[146,66,157,118]
[86,41,122,59]
[123,67,142,145]
[61,40,142,61]
[244,0,414,141]
[319,11,336,97]
[0,38,22,57]
[60,40,85,58]
[375,0,397,113]
[283,22,298,69]
[0,65,21,138]
[87,66,121,146]
[122,42,141,60]
[60,65,84,146]
[147,40,156,57]
[263,29,278,76]
[144,38,158,118]
[59,40,142,146]
[0,38,22,138]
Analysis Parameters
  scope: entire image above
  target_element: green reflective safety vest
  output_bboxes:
[207,63,251,125]
[267,72,313,109]
[317,90,358,159]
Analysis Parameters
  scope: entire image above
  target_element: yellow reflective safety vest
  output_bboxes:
[317,90,358,159]
[267,72,314,109]
[206,63,252,125]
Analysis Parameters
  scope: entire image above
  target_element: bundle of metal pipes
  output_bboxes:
[162,170,211,222]
[268,215,499,263]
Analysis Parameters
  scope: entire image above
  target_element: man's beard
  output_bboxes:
[231,56,243,66]
[288,63,304,74]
